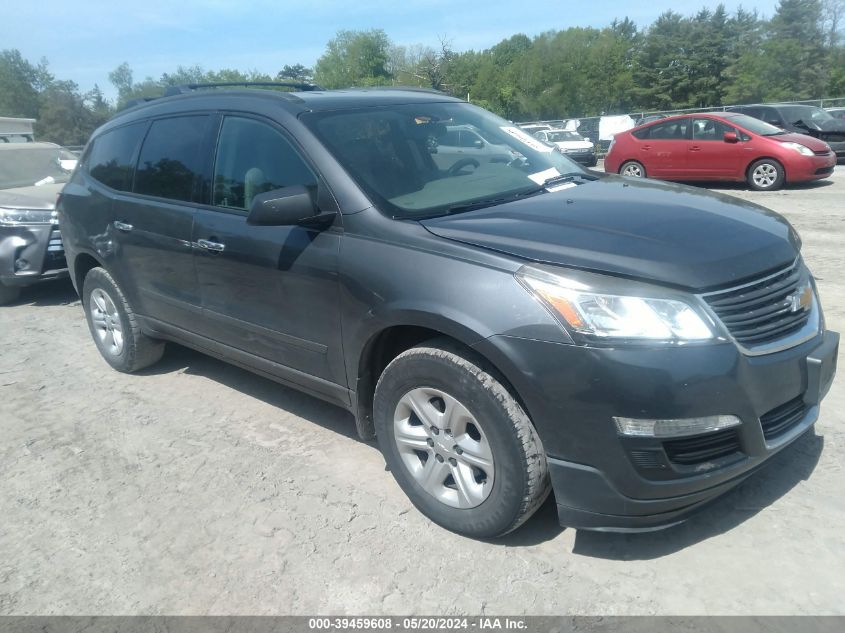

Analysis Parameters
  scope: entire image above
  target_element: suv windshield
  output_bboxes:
[778,105,834,124]
[302,102,585,219]
[729,114,786,136]
[0,146,77,189]
[546,131,584,142]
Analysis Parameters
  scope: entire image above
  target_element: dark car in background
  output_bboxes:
[0,142,75,304]
[728,104,845,159]
[605,112,835,190]
[59,86,838,538]
[826,107,845,121]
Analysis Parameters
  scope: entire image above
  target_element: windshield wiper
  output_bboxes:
[441,197,512,215]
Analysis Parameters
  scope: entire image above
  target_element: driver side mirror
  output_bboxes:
[472,139,484,149]
[247,185,318,226]
[723,131,739,144]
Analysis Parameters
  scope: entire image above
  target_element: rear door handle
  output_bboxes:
[689,145,701,152]
[197,238,226,252]
[113,221,133,232]
[641,145,651,151]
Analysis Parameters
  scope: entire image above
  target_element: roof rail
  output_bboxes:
[163,81,323,97]
[123,97,159,110]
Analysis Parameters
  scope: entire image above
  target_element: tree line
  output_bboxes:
[1,0,843,146]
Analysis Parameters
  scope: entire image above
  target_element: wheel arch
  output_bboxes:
[71,250,106,296]
[746,156,788,182]
[352,317,530,441]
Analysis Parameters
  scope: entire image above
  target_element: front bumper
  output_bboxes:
[788,152,837,182]
[474,329,838,531]
[0,223,68,287]
[563,151,598,166]
[821,139,845,158]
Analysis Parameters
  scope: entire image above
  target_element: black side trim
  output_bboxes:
[140,315,351,410]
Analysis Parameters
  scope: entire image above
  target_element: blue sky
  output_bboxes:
[6,0,781,101]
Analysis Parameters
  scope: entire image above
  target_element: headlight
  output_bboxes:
[781,142,814,157]
[0,207,57,226]
[516,266,714,341]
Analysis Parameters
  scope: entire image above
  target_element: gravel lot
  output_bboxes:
[1,165,843,616]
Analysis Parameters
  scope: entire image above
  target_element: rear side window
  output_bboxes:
[212,117,316,211]
[87,122,146,191]
[646,119,690,140]
[134,116,208,202]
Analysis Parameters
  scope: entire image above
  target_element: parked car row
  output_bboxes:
[4,86,839,541]
[604,111,837,190]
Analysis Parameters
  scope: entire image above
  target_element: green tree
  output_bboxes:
[0,49,41,117]
[277,64,313,82]
[314,29,392,88]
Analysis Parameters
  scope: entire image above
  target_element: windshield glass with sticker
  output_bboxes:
[302,102,587,218]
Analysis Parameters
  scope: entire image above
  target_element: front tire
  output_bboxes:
[620,160,646,178]
[373,339,550,538]
[747,159,785,191]
[82,267,164,372]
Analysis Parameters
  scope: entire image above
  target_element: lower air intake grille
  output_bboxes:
[663,429,742,465]
[760,396,807,440]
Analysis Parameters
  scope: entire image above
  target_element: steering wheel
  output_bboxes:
[446,157,480,176]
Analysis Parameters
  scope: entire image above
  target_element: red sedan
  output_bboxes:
[604,112,836,191]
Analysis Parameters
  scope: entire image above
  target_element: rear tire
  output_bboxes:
[620,160,646,178]
[747,159,785,191]
[0,282,21,306]
[373,338,550,538]
[82,267,164,372]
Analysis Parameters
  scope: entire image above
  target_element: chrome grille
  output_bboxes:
[703,261,811,346]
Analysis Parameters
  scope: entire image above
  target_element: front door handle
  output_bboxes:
[113,221,133,232]
[689,145,701,152]
[197,238,226,252]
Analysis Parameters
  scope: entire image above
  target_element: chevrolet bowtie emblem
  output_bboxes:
[788,285,813,313]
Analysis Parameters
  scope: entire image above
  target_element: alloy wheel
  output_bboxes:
[89,288,124,356]
[752,163,778,189]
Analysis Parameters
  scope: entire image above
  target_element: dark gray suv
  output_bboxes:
[59,85,839,538]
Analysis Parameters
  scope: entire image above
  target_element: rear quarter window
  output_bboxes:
[87,122,147,191]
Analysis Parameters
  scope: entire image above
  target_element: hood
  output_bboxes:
[421,176,799,291]
[0,183,63,210]
[773,131,835,151]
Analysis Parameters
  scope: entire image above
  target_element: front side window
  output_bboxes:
[134,116,208,202]
[760,109,784,126]
[692,118,735,141]
[302,102,585,219]
[212,117,316,211]
[87,123,147,191]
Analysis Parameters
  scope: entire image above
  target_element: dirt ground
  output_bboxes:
[1,165,843,616]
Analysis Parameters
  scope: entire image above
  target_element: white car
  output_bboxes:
[432,125,519,170]
[533,129,597,166]
[517,123,553,137]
